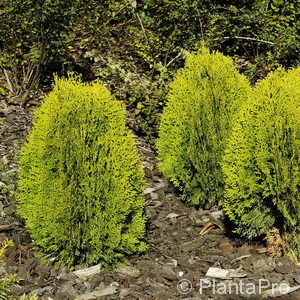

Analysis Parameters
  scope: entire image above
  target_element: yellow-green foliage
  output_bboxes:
[222,68,300,256]
[0,240,19,300]
[157,46,250,207]
[0,240,38,299]
[19,295,39,300]
[0,240,13,264]
[17,77,146,267]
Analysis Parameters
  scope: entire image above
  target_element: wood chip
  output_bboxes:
[0,225,12,231]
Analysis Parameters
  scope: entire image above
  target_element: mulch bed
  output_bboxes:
[1,95,300,300]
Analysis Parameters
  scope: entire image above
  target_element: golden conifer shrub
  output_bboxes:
[222,68,300,257]
[157,46,250,207]
[17,77,146,267]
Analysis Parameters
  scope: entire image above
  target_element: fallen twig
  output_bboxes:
[213,36,275,45]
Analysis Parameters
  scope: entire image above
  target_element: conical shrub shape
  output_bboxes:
[222,68,300,256]
[17,77,146,266]
[157,46,250,207]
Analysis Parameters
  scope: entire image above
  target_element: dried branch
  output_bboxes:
[214,36,275,45]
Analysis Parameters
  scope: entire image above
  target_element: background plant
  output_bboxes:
[64,0,299,141]
[0,0,79,100]
[1,0,298,140]
[17,76,146,267]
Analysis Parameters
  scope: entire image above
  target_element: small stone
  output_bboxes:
[206,267,247,279]
[73,264,101,281]
[115,265,141,278]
